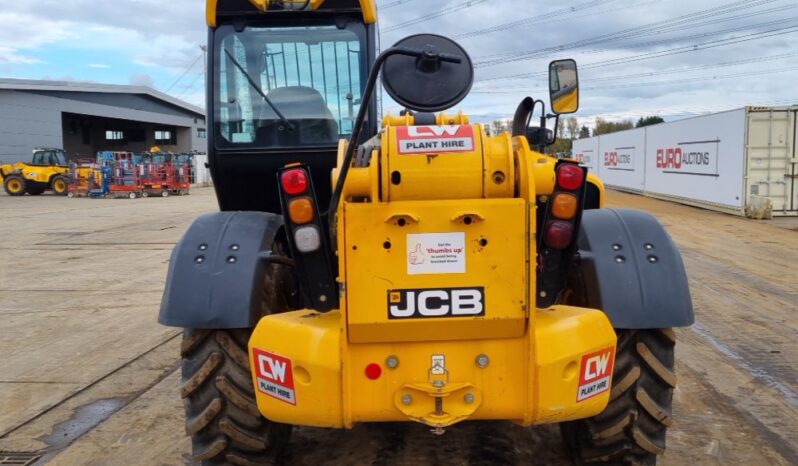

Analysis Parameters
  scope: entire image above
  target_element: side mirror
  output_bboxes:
[549,59,579,114]
[382,34,473,113]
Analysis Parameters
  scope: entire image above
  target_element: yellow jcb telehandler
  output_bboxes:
[159,1,693,464]
[0,148,70,196]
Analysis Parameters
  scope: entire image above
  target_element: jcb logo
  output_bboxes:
[407,125,461,137]
[388,287,485,319]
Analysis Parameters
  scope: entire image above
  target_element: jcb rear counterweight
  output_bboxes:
[159,1,694,464]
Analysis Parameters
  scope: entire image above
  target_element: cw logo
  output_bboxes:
[584,352,612,380]
[258,354,288,383]
[407,125,461,137]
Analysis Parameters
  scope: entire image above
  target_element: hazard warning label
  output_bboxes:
[253,348,296,405]
[395,125,475,154]
[577,347,615,402]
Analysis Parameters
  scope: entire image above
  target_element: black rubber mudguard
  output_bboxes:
[159,212,283,329]
[570,208,694,329]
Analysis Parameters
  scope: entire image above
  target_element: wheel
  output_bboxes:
[51,175,69,195]
[3,175,27,196]
[560,328,676,465]
[181,243,295,465]
[67,192,75,198]
[141,191,149,198]
[161,190,170,198]
[129,192,138,199]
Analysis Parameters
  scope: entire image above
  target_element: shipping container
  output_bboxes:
[596,127,646,193]
[573,106,798,218]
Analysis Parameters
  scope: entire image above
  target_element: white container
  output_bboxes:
[573,137,599,173]
[192,153,212,186]
[596,127,646,193]
[574,106,798,217]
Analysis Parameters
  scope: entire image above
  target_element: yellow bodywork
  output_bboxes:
[249,112,614,430]
[207,0,377,27]
[0,162,67,185]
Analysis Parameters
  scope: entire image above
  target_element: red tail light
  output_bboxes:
[545,220,574,249]
[557,164,584,191]
[281,168,308,195]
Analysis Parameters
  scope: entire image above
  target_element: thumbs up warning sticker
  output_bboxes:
[407,232,466,275]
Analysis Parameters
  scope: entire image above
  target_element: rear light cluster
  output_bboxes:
[544,165,585,249]
[277,165,338,312]
[281,169,321,253]
[537,161,588,308]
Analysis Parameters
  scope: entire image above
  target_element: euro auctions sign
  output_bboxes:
[396,125,475,154]
[577,347,615,402]
[656,139,720,176]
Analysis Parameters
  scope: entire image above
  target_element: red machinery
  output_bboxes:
[66,159,103,198]
[107,153,143,199]
[141,156,191,197]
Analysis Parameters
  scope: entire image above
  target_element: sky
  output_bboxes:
[1,0,797,128]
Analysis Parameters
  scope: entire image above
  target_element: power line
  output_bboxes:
[165,53,203,93]
[453,0,619,40]
[176,72,204,100]
[477,24,798,83]
[378,0,420,10]
[473,0,783,67]
[470,65,798,94]
[471,50,798,89]
[380,0,488,33]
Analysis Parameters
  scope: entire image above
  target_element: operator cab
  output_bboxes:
[208,0,378,212]
[31,148,68,167]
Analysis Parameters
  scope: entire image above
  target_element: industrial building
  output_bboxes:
[0,78,206,164]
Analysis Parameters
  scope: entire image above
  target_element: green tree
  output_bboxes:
[548,137,573,156]
[593,117,634,136]
[636,115,665,127]
[579,125,590,139]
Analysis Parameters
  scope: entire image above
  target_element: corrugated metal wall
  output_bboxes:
[0,90,63,164]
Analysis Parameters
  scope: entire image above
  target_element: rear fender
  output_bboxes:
[159,211,284,329]
[569,208,694,328]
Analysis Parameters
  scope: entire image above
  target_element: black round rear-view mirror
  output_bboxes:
[382,34,474,113]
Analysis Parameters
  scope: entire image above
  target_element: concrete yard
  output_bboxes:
[0,188,796,465]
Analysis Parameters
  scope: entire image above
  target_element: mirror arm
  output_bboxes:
[327,46,461,246]
[546,114,560,148]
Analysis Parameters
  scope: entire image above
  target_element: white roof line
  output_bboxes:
[0,78,205,118]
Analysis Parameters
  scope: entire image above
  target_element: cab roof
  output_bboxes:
[207,0,377,27]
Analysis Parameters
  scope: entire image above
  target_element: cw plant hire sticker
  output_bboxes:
[395,125,475,154]
[253,348,296,405]
[577,347,615,402]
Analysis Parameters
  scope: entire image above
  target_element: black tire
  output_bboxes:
[181,329,292,465]
[561,328,676,466]
[51,175,69,195]
[4,175,27,196]
[181,242,295,465]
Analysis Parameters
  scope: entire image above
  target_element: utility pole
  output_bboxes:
[199,45,208,75]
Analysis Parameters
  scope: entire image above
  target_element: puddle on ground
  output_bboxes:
[34,397,129,464]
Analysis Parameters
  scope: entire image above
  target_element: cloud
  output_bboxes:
[88,64,110,69]
[0,0,795,125]
[129,72,155,88]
